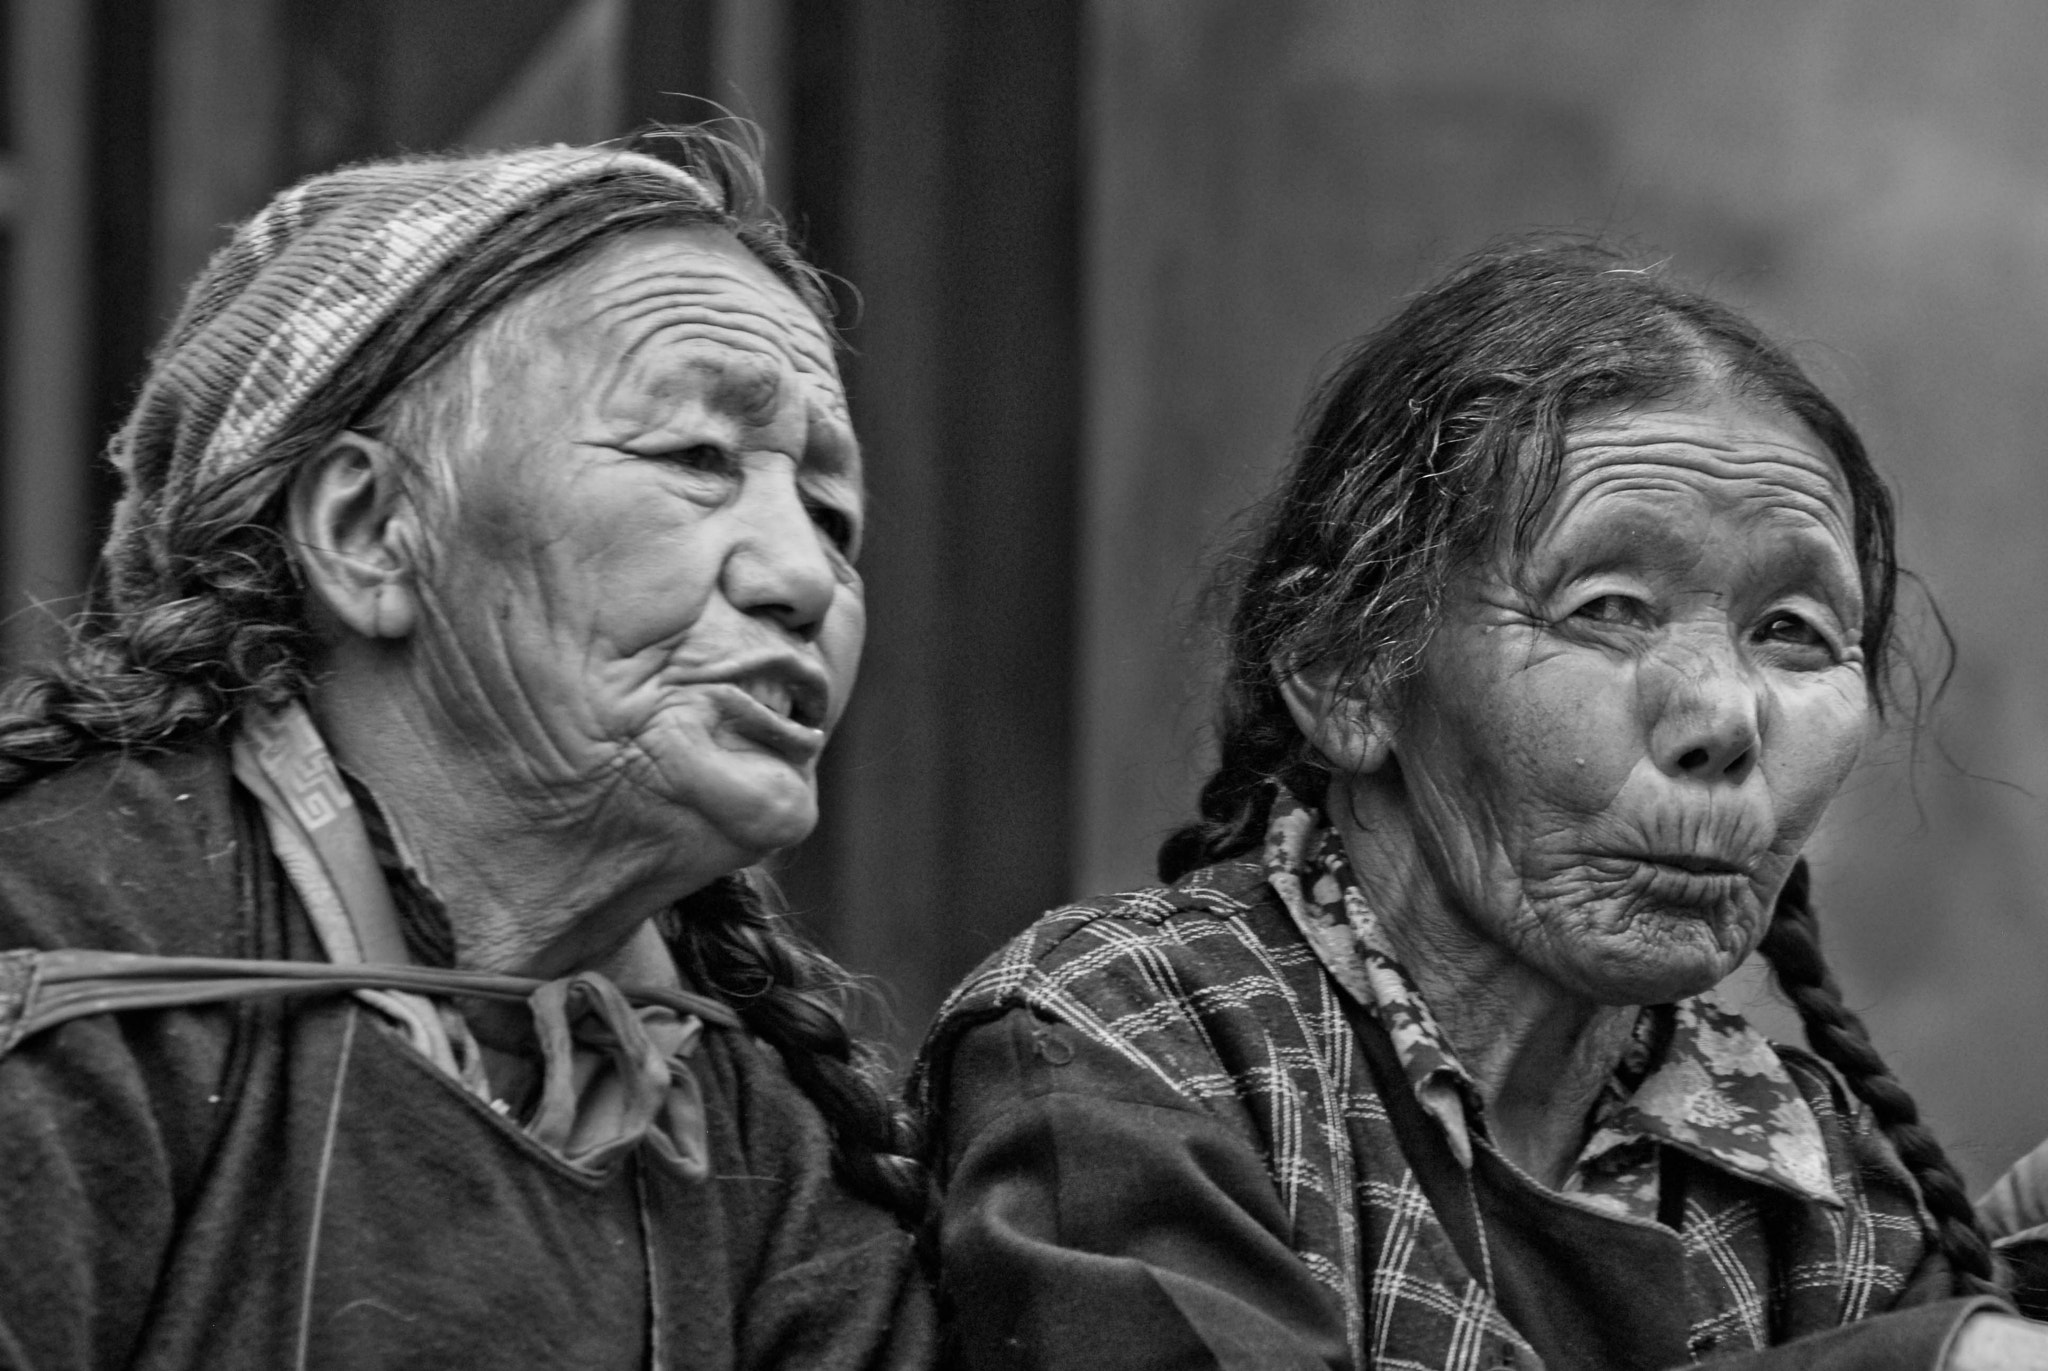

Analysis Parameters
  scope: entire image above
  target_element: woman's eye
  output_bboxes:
[656,443,735,474]
[1570,594,1647,627]
[806,499,858,556]
[1755,612,1828,650]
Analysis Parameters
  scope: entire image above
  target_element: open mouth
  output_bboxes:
[725,663,829,732]
[736,677,824,730]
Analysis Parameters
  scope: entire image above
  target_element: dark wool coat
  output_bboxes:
[0,747,934,1371]
[915,860,1992,1371]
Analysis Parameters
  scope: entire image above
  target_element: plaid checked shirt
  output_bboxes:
[916,799,1971,1370]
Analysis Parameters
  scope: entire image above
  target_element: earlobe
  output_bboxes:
[287,432,421,641]
[1279,665,1396,776]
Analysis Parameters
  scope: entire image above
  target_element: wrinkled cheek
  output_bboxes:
[580,578,711,661]
[629,700,820,848]
[1429,666,1630,814]
[1764,702,1866,852]
[410,580,521,704]
[1517,880,1762,1001]
[1516,858,1634,914]
[1420,750,1625,896]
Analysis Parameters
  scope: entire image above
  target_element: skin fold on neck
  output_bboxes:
[309,677,698,987]
[1326,775,1640,1190]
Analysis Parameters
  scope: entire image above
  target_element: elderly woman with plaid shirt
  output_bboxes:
[915,241,2048,1370]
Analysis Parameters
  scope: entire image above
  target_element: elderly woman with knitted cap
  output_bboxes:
[0,131,931,1368]
[916,241,2048,1369]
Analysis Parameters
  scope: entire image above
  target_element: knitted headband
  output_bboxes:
[100,144,715,614]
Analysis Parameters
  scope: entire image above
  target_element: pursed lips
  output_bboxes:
[1630,851,1752,877]
[1581,799,1773,882]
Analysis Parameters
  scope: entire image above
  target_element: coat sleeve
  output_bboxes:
[1686,1300,2003,1371]
[0,1007,232,1370]
[1981,1137,2048,1318]
[0,752,254,1367]
[713,1027,938,1371]
[1981,1138,2048,1242]
[931,1007,1352,1371]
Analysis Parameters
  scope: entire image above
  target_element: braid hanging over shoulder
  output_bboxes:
[1760,859,2006,1301]
[669,874,932,1231]
[1156,681,1300,881]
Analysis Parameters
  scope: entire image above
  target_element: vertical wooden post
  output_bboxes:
[3,0,92,665]
[782,0,1082,1050]
[154,0,286,321]
[623,0,713,129]
[711,0,790,207]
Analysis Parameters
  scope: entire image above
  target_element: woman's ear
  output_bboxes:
[288,432,422,641]
[1279,664,1396,776]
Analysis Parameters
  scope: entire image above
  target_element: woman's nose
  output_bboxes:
[722,471,841,637]
[1647,638,1763,784]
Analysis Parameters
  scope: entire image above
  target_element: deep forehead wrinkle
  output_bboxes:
[1549,409,1853,536]
[1517,402,1864,615]
[543,235,847,427]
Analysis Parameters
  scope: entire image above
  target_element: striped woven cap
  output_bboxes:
[101,144,713,611]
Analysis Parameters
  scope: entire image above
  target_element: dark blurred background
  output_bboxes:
[4,0,2045,1190]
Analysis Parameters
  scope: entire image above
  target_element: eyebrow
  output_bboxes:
[804,419,860,481]
[688,351,785,425]
[1540,513,1863,608]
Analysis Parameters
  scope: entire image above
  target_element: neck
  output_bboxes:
[1324,779,1638,1188]
[307,667,713,982]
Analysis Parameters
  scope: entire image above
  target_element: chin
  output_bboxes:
[1552,937,1748,1007]
[1532,915,1750,1008]
[710,790,820,860]
[644,756,823,864]
[1525,881,1763,1006]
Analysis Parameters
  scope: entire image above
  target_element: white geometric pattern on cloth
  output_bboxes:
[193,150,710,490]
[1261,789,1842,1216]
[247,704,354,833]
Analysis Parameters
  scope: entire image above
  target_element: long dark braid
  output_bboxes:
[670,875,931,1228]
[1762,860,2004,1299]
[1160,237,1996,1294]
[1157,677,1303,880]
[0,512,314,794]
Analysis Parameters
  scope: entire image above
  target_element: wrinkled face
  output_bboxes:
[1385,386,1869,1005]
[411,226,863,870]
